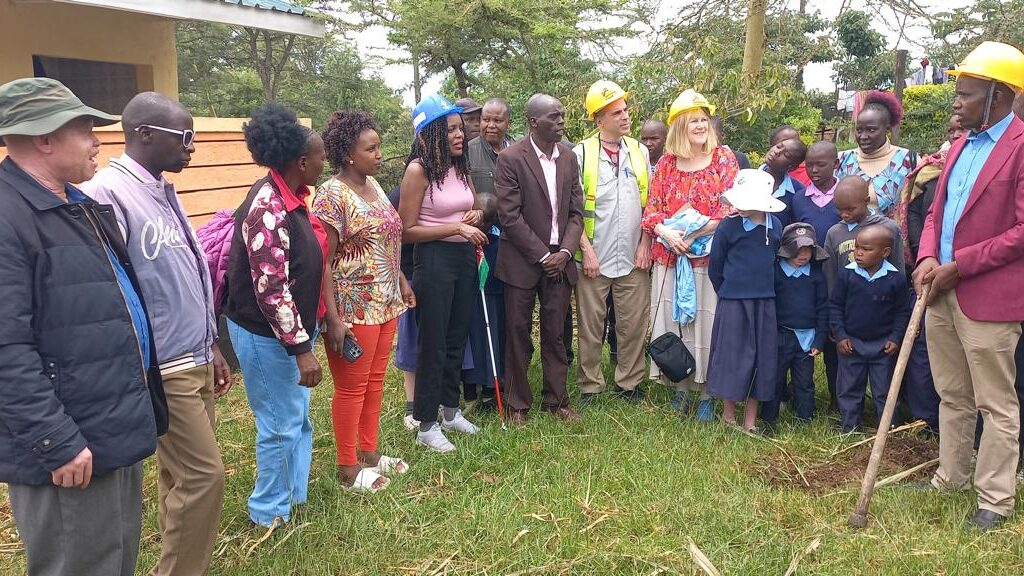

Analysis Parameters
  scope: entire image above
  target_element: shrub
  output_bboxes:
[900,84,955,155]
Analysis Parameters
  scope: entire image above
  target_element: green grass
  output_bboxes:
[2,346,1023,575]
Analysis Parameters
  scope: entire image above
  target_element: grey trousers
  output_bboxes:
[9,462,144,576]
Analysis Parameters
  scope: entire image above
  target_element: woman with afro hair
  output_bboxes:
[398,94,488,453]
[312,110,416,491]
[837,90,918,217]
[224,103,327,527]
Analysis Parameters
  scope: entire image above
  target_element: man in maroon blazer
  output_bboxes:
[494,94,584,424]
[913,41,1024,531]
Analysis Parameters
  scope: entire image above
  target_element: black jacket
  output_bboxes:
[0,158,166,485]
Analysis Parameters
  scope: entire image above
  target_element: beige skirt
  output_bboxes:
[648,263,718,391]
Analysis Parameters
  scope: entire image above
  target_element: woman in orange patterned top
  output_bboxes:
[314,110,416,493]
[642,90,739,421]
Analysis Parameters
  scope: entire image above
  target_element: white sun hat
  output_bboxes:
[721,169,787,213]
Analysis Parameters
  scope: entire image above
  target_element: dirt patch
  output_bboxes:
[753,436,939,494]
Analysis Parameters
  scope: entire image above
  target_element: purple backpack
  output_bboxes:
[195,210,235,318]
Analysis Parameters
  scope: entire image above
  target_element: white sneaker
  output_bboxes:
[403,414,420,431]
[416,423,456,453]
[441,409,480,435]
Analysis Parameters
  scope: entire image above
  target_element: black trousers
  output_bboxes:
[837,337,894,432]
[762,330,816,423]
[412,241,476,423]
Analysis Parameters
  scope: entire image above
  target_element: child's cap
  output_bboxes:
[778,222,828,261]
[721,169,786,213]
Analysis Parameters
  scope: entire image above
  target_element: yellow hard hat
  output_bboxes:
[668,89,716,124]
[585,80,628,119]
[948,41,1024,92]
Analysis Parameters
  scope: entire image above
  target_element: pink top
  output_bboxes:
[418,166,474,242]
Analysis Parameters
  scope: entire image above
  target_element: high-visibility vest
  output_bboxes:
[578,135,648,260]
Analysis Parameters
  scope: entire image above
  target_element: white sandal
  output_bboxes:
[342,468,390,494]
[369,455,409,475]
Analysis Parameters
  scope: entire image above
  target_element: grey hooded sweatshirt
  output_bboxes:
[822,212,905,293]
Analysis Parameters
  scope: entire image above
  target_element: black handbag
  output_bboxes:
[646,264,696,382]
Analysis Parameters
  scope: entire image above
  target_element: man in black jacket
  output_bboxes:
[0,78,165,576]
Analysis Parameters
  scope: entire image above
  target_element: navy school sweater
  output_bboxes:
[709,213,783,299]
[774,261,829,350]
[791,188,840,250]
[829,265,911,344]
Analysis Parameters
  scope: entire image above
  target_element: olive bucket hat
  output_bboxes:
[0,77,118,139]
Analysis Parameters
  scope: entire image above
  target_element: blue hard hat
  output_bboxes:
[412,94,462,135]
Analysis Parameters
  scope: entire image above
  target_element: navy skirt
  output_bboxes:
[706,298,778,402]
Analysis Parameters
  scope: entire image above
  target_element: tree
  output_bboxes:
[741,0,768,89]
[342,0,651,97]
[926,0,1024,66]
[832,9,894,90]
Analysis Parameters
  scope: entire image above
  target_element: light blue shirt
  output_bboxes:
[779,260,815,351]
[940,113,1014,264]
[847,259,898,282]
[779,260,810,277]
[741,215,774,232]
[760,164,795,199]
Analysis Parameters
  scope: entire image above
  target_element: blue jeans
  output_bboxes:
[227,319,314,526]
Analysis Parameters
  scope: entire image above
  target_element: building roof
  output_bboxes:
[53,0,324,36]
[221,1,305,15]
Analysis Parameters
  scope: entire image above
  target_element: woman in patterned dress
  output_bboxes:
[837,90,917,217]
[642,90,739,421]
[314,110,416,493]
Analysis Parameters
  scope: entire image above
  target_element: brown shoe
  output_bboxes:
[507,409,528,426]
[545,406,581,422]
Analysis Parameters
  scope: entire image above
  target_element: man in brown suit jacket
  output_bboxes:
[495,94,584,424]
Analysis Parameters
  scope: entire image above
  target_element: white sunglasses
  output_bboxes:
[135,124,195,148]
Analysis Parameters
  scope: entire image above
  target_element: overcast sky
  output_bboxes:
[331,0,971,106]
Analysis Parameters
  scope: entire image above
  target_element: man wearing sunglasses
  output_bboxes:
[81,92,229,576]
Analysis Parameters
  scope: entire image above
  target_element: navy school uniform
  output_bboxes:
[829,261,912,432]
[706,214,782,402]
[761,260,829,423]
[791,186,840,251]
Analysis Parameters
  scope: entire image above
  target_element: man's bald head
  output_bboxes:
[121,92,194,176]
[526,94,565,146]
[121,92,191,138]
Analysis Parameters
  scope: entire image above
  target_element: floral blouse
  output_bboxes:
[837,146,916,217]
[642,147,739,267]
[312,176,406,325]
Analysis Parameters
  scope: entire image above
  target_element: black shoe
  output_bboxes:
[969,509,1007,532]
[579,392,598,407]
[615,387,644,403]
[477,396,497,412]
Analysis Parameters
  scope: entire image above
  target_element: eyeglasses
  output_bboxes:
[135,124,195,149]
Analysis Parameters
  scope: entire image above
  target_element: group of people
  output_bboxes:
[1,40,1023,576]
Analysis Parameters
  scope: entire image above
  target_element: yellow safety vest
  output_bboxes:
[578,135,649,260]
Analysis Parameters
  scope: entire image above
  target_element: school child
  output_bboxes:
[706,169,785,432]
[822,176,905,412]
[829,225,911,433]
[761,128,808,228]
[792,141,841,244]
[760,223,829,425]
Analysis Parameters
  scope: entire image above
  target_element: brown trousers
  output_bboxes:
[927,291,1022,516]
[504,275,573,411]
[575,267,651,393]
[150,363,225,576]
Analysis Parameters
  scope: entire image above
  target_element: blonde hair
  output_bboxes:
[665,109,718,159]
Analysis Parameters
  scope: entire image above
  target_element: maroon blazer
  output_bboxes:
[494,137,584,290]
[918,115,1024,321]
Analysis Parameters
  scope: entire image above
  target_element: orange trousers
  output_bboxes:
[326,318,398,467]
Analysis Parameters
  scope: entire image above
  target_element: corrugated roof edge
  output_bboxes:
[222,0,306,16]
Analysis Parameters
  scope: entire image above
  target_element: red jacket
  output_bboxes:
[918,115,1024,321]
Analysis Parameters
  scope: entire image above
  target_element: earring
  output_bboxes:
[349,160,354,164]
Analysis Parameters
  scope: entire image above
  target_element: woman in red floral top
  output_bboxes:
[642,91,738,421]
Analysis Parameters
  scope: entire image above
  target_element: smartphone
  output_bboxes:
[343,334,363,363]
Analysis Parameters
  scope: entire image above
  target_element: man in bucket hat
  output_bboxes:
[0,78,166,575]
